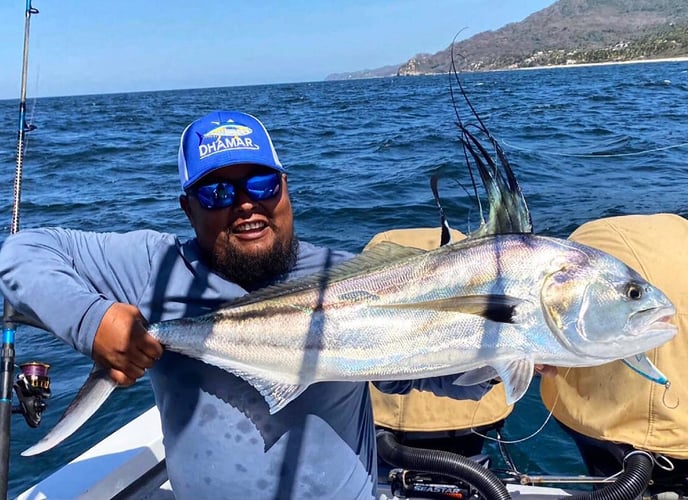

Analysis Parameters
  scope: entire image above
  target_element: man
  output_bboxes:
[540,213,688,494]
[0,110,491,500]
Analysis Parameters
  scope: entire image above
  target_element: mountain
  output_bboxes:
[325,64,403,81]
[325,0,688,80]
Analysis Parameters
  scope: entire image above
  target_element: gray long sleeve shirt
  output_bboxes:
[0,228,489,500]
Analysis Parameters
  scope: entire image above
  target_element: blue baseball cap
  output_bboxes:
[178,110,285,190]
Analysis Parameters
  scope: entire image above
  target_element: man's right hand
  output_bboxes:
[92,303,164,386]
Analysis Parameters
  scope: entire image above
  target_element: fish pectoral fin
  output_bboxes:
[239,372,308,415]
[452,366,499,386]
[22,364,117,456]
[383,295,522,323]
[493,359,534,405]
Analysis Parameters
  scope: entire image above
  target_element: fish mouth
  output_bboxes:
[630,305,676,334]
[626,305,677,351]
[653,313,676,328]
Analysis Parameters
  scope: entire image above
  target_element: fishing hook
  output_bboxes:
[661,380,679,409]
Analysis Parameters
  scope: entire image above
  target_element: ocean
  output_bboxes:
[0,60,687,497]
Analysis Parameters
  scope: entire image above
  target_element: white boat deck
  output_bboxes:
[17,407,170,500]
[16,406,574,499]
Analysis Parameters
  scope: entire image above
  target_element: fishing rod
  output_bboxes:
[0,2,44,498]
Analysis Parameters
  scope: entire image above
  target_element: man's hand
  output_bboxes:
[535,364,557,378]
[92,303,164,386]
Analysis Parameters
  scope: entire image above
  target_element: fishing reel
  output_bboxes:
[12,362,51,428]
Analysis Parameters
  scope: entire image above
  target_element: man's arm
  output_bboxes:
[374,364,556,402]
[0,227,167,382]
[373,376,493,401]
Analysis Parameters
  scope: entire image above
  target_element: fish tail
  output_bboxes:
[21,365,117,456]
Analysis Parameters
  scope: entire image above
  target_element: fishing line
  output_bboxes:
[468,368,570,445]
[471,365,680,451]
[18,92,38,161]
[470,399,556,445]
[26,69,40,150]
[501,138,688,158]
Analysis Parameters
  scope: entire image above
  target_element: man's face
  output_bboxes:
[180,164,297,288]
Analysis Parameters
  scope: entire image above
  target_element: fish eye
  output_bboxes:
[625,283,643,300]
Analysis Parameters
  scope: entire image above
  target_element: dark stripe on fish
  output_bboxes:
[379,294,521,323]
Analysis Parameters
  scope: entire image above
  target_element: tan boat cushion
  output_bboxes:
[364,227,513,431]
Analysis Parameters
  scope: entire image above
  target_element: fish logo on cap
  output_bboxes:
[203,121,253,138]
[199,119,259,160]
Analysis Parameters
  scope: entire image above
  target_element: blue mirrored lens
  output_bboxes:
[194,182,235,209]
[191,172,281,210]
[244,172,281,201]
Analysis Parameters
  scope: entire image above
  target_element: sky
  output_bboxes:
[0,0,557,100]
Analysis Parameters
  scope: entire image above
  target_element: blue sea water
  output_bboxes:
[0,60,687,497]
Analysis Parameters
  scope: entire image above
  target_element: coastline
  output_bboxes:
[513,56,688,72]
[333,56,688,82]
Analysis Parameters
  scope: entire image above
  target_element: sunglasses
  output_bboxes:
[187,172,282,210]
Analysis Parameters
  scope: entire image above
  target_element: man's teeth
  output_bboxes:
[237,222,265,232]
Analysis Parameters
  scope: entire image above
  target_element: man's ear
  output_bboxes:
[179,194,193,223]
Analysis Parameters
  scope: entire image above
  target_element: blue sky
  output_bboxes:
[0,0,556,100]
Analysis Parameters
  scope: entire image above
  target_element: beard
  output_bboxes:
[210,230,299,291]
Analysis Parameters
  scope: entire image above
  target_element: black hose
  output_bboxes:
[567,452,654,500]
[377,430,511,500]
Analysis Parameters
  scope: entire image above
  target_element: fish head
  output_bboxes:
[540,241,677,362]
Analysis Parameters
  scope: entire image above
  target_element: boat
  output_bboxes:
[14,399,663,500]
[15,403,581,499]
